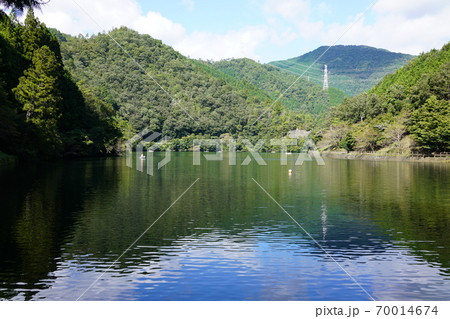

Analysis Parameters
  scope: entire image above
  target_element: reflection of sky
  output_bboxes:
[30,227,450,301]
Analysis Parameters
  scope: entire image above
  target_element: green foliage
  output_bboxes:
[371,43,450,96]
[320,42,450,153]
[339,132,355,152]
[13,45,62,155]
[328,87,348,106]
[0,11,120,158]
[332,93,384,123]
[0,80,18,151]
[48,28,67,43]
[60,28,311,144]
[21,10,61,61]
[210,57,346,115]
[271,45,414,96]
[14,46,62,131]
[409,96,450,152]
[317,122,350,151]
[353,124,380,152]
[378,112,408,149]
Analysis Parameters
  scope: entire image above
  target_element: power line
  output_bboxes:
[270,63,323,83]
[271,61,322,76]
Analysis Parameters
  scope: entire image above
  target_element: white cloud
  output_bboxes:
[373,0,445,19]
[321,0,450,54]
[32,0,268,61]
[134,11,186,44]
[28,0,450,61]
[263,0,310,20]
[262,0,323,43]
[34,0,141,35]
[261,0,450,56]
[317,2,330,17]
[181,0,195,12]
[175,26,269,60]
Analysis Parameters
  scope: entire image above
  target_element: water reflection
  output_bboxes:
[0,154,449,300]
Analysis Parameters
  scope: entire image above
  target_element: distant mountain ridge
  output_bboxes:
[319,42,450,153]
[270,45,415,96]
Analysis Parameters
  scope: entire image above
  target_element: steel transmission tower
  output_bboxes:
[323,64,329,90]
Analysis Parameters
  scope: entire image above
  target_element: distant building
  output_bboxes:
[287,129,310,139]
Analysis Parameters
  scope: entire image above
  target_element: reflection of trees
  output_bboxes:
[0,159,121,300]
[1,155,449,300]
[317,159,450,271]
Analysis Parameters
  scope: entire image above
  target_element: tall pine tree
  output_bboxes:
[21,10,61,62]
[13,45,62,153]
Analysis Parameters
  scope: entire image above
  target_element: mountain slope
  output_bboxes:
[210,58,347,115]
[370,43,450,95]
[60,27,312,143]
[270,45,415,96]
[319,42,450,153]
[0,11,120,158]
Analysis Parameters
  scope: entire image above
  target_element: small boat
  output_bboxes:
[140,154,146,160]
[285,152,292,155]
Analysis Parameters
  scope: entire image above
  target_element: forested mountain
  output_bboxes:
[319,42,450,153]
[1,9,330,158]
[0,10,120,158]
[59,28,313,148]
[210,58,347,114]
[270,45,415,96]
[2,6,445,159]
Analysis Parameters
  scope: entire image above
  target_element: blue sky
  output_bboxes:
[138,0,376,33]
[30,0,450,62]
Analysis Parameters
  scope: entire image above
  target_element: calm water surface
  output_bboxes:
[0,153,449,300]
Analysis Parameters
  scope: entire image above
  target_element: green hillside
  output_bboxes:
[210,58,347,114]
[59,28,314,145]
[4,9,444,159]
[0,11,120,158]
[370,44,450,95]
[270,45,415,96]
[1,12,319,158]
[319,42,450,153]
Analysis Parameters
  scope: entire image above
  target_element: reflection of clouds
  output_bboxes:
[31,228,450,301]
[340,246,450,301]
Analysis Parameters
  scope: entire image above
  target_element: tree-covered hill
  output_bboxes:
[209,58,347,114]
[319,42,450,154]
[1,10,321,158]
[0,11,120,158]
[270,45,415,96]
[370,44,450,95]
[59,28,313,145]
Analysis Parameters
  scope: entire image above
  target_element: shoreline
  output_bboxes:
[2,150,449,165]
[321,151,450,163]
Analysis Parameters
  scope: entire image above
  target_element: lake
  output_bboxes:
[0,153,449,301]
